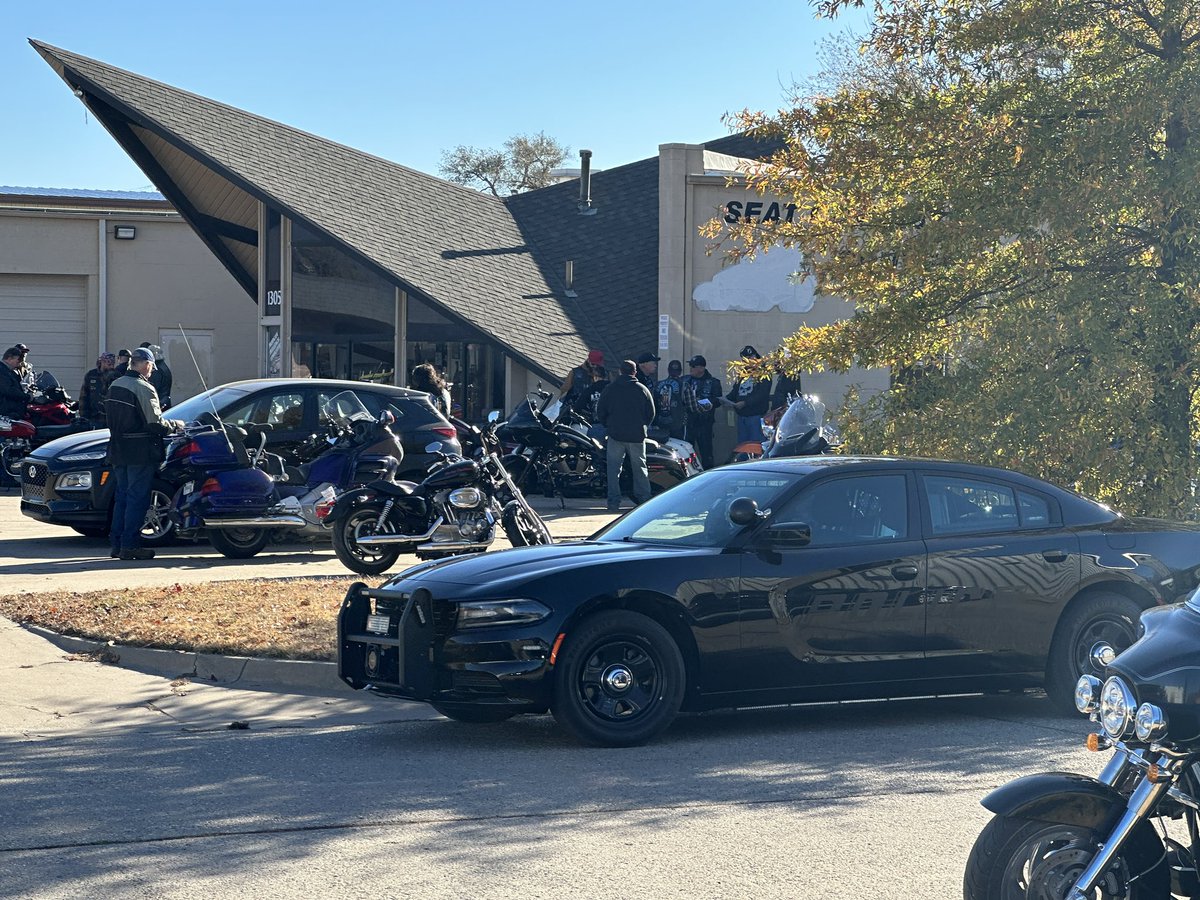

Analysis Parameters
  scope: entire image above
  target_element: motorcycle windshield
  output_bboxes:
[775,396,827,440]
[35,371,60,391]
[322,391,373,428]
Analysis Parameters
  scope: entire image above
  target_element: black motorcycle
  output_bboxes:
[498,391,691,502]
[328,412,551,575]
[964,597,1200,898]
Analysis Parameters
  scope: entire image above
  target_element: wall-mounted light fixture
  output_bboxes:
[114,225,137,240]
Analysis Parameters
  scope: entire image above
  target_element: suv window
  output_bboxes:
[777,474,909,546]
[222,392,305,431]
[925,475,1020,535]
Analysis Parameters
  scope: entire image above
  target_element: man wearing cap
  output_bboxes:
[0,347,31,420]
[682,355,722,470]
[635,352,660,398]
[79,353,117,422]
[12,344,34,390]
[105,348,132,392]
[655,359,686,440]
[105,347,185,560]
[595,359,655,511]
[722,345,772,444]
[560,349,605,410]
[140,342,173,409]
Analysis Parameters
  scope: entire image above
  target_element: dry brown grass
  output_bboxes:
[0,577,384,660]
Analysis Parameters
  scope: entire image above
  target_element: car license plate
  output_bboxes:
[182,481,194,496]
[366,614,390,634]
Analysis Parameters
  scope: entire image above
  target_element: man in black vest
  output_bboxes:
[682,355,722,470]
[105,348,184,560]
[0,347,30,420]
[595,359,655,511]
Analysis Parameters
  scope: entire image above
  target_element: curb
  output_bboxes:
[24,624,347,695]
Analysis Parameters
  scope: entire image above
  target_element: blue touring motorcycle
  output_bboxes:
[169,391,403,558]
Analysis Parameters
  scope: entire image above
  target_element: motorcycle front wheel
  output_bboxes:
[332,505,404,576]
[964,815,1166,899]
[501,500,552,547]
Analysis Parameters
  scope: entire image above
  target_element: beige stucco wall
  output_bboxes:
[658,143,891,460]
[0,207,257,403]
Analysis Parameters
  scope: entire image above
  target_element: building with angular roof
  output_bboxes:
[19,40,885,451]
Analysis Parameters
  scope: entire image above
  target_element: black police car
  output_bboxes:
[19,378,460,544]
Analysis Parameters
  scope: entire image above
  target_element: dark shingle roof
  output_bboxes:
[30,40,598,381]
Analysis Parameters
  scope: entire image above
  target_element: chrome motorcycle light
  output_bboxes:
[1134,703,1168,742]
[1100,676,1136,738]
[448,487,483,509]
[1074,674,1101,714]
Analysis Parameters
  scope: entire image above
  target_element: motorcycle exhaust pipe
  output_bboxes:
[204,516,308,528]
[416,541,490,553]
[354,517,444,546]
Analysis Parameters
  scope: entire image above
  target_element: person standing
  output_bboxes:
[581,365,610,435]
[410,362,452,418]
[105,348,132,391]
[560,350,604,409]
[79,353,116,422]
[105,347,184,561]
[655,359,685,440]
[682,355,722,470]
[12,343,34,390]
[635,352,660,398]
[722,345,772,444]
[140,343,173,409]
[595,359,655,511]
[767,370,804,426]
[0,347,31,419]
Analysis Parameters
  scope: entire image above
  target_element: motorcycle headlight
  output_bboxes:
[455,599,551,629]
[1100,676,1136,738]
[1074,674,1101,714]
[56,471,93,490]
[1134,703,1168,742]
[448,487,484,509]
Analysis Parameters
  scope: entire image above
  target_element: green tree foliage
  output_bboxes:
[707,0,1200,515]
[438,132,570,197]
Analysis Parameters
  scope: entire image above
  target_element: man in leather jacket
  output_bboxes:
[105,348,184,560]
[79,353,116,422]
[682,355,722,470]
[595,360,655,511]
[0,347,30,420]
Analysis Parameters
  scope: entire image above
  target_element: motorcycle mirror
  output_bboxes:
[424,441,445,454]
[487,410,500,423]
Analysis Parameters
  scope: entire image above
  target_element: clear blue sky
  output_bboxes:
[3,1,866,191]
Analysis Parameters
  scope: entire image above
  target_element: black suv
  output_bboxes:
[19,378,460,543]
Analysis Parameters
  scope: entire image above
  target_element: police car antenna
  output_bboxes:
[176,324,220,420]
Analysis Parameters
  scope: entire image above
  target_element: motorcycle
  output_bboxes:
[328,411,551,576]
[762,394,840,459]
[497,390,695,503]
[1,371,95,478]
[170,391,404,558]
[963,596,1200,898]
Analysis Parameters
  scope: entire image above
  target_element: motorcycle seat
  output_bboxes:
[372,479,419,497]
[283,465,307,484]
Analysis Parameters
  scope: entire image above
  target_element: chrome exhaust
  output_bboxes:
[354,517,443,546]
[204,516,308,528]
[416,541,490,553]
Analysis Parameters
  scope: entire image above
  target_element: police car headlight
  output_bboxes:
[56,472,93,490]
[456,599,550,629]
[1134,703,1168,742]
[1100,676,1136,738]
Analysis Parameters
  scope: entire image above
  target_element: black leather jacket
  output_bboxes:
[0,363,29,419]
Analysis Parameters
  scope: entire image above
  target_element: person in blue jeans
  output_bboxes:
[105,347,184,560]
[595,359,655,511]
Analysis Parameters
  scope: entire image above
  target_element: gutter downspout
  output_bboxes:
[98,218,107,355]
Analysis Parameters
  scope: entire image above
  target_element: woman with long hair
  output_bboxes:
[410,363,451,418]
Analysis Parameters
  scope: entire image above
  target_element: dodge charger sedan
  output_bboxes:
[338,456,1200,746]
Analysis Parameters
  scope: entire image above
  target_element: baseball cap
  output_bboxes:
[667,359,682,373]
[636,352,661,364]
[687,355,706,368]
[586,350,604,365]
[740,345,761,359]
[130,347,155,363]
[14,343,29,353]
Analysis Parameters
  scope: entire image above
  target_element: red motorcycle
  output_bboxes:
[1,372,96,478]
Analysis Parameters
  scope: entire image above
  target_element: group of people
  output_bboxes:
[559,345,801,511]
[79,344,174,421]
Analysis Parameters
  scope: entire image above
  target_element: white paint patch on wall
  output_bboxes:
[691,247,817,313]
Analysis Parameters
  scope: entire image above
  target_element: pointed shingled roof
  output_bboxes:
[30,40,597,381]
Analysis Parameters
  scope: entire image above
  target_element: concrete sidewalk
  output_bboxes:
[0,491,620,594]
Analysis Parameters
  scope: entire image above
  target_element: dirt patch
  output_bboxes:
[0,577,384,660]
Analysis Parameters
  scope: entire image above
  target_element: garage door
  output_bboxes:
[0,274,88,385]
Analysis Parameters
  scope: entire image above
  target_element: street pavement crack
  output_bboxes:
[0,782,983,854]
